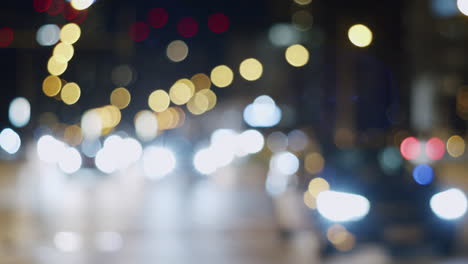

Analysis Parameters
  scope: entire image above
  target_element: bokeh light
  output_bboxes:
[285,44,309,67]
[129,21,150,42]
[58,147,82,174]
[111,65,134,87]
[303,191,317,209]
[378,146,402,174]
[47,56,68,76]
[187,92,209,115]
[348,24,373,48]
[430,188,468,220]
[81,139,101,158]
[166,40,189,62]
[47,0,65,16]
[60,23,81,44]
[268,24,300,47]
[53,42,74,62]
[143,146,176,180]
[317,191,370,222]
[8,97,31,128]
[267,131,288,152]
[305,153,325,174]
[135,110,158,141]
[0,27,14,47]
[36,24,60,46]
[61,82,81,105]
[0,128,21,155]
[148,89,170,112]
[288,130,308,151]
[191,73,211,91]
[147,8,168,28]
[239,58,263,81]
[81,110,102,140]
[198,89,217,111]
[270,151,299,175]
[64,125,83,146]
[210,65,234,88]
[400,137,421,160]
[292,10,313,31]
[54,232,82,252]
[177,17,198,37]
[70,0,94,11]
[294,0,312,5]
[412,164,434,185]
[110,87,131,109]
[308,177,330,198]
[63,3,88,23]
[37,135,67,163]
[237,129,265,155]
[447,135,465,158]
[243,95,282,127]
[425,137,445,161]
[169,79,195,105]
[208,13,230,33]
[457,0,468,15]
[34,0,52,12]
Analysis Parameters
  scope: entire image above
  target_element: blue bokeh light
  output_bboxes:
[412,164,434,185]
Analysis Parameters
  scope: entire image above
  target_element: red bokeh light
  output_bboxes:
[208,13,229,33]
[177,17,198,37]
[63,3,88,23]
[47,0,65,16]
[129,22,150,42]
[425,137,445,161]
[0,27,14,48]
[147,8,168,28]
[33,0,52,12]
[400,137,421,160]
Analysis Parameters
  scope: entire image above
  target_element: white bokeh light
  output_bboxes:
[9,97,30,128]
[81,110,102,140]
[58,147,82,174]
[243,95,282,128]
[142,146,176,180]
[237,129,265,156]
[0,128,21,154]
[268,23,300,47]
[135,110,158,141]
[37,135,67,163]
[430,188,468,220]
[36,24,60,46]
[270,151,299,175]
[457,0,468,15]
[193,148,218,175]
[54,232,82,252]
[317,191,371,222]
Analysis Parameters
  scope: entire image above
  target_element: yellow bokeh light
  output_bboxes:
[294,0,312,5]
[187,92,209,115]
[94,105,121,131]
[64,125,83,146]
[61,82,81,105]
[60,23,81,45]
[110,87,131,109]
[191,73,211,91]
[447,135,465,158]
[156,108,175,130]
[70,0,94,11]
[348,24,373,48]
[285,44,309,67]
[303,191,316,209]
[210,65,234,88]
[335,233,355,252]
[166,40,189,62]
[169,80,194,105]
[149,89,170,112]
[172,107,186,128]
[308,177,330,198]
[42,75,63,97]
[198,89,217,111]
[239,58,263,81]
[53,42,74,63]
[47,56,68,76]
[305,152,325,174]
